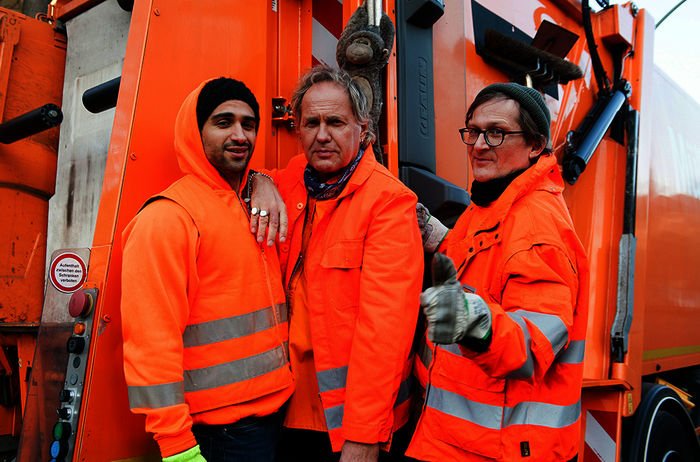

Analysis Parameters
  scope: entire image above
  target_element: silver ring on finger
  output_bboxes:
[251,207,259,215]
[259,210,268,217]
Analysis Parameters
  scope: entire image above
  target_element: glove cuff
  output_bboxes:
[163,445,202,462]
[423,215,449,253]
[462,292,492,343]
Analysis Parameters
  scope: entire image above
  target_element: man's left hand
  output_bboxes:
[339,441,379,462]
[249,172,287,246]
[421,253,492,345]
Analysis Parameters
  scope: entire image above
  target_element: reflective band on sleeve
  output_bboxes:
[506,313,534,379]
[418,337,433,369]
[325,404,344,430]
[395,375,413,407]
[184,344,286,392]
[128,381,185,409]
[558,340,585,364]
[183,303,288,348]
[503,399,581,429]
[319,368,413,430]
[512,310,569,356]
[317,365,348,393]
[426,385,503,430]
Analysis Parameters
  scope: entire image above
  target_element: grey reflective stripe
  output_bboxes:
[558,340,585,364]
[276,303,288,324]
[317,365,348,393]
[418,338,432,368]
[425,385,502,430]
[439,343,462,355]
[321,372,412,430]
[184,344,286,392]
[282,340,289,359]
[183,303,288,348]
[128,381,185,409]
[325,404,344,430]
[512,310,569,356]
[427,385,581,431]
[503,399,581,429]
[506,314,535,379]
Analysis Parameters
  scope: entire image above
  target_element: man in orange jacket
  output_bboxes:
[121,78,294,462]
[255,66,423,461]
[407,83,589,461]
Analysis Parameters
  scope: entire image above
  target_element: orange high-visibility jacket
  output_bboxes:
[408,154,589,462]
[121,81,294,457]
[275,149,423,451]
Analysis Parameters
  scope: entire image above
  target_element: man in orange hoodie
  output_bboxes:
[121,78,294,462]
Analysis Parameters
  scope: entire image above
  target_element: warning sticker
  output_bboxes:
[50,253,87,293]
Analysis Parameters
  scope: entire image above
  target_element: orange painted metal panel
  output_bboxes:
[52,0,106,21]
[0,8,65,444]
[432,0,469,190]
[0,8,65,327]
[640,65,700,376]
[605,7,656,414]
[274,0,310,170]
[595,2,634,48]
[383,1,399,178]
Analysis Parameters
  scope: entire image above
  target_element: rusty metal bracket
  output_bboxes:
[272,97,295,129]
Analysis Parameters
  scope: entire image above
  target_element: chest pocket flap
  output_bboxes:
[321,239,364,269]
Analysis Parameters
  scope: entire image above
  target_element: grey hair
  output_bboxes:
[291,66,372,138]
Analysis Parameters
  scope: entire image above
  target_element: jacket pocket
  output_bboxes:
[428,347,505,458]
[435,345,505,393]
[318,239,363,315]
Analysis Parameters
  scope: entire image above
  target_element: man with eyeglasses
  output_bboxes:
[407,83,589,462]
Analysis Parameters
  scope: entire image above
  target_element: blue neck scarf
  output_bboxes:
[304,148,365,200]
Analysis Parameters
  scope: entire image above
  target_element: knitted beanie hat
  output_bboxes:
[196,77,260,132]
[476,82,551,141]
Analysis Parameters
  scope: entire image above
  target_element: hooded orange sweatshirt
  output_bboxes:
[121,80,294,457]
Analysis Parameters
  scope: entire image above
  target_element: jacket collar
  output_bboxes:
[336,144,377,200]
[293,145,378,201]
[470,154,563,231]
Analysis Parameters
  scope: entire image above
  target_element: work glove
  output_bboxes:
[420,253,492,345]
[163,445,207,462]
[416,203,448,253]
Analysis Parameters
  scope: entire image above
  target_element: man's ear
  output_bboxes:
[360,122,375,148]
[529,136,546,159]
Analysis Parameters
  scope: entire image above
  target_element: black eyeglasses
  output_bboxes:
[459,128,525,147]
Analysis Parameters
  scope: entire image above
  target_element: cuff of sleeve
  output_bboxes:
[157,430,199,458]
[457,329,492,353]
[341,421,391,445]
[163,444,200,462]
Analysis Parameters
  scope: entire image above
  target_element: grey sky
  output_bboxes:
[625,0,700,103]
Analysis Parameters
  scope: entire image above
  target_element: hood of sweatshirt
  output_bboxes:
[173,79,251,194]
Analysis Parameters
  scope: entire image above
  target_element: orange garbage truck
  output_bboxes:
[0,0,698,460]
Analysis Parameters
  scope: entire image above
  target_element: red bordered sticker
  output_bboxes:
[50,252,87,293]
